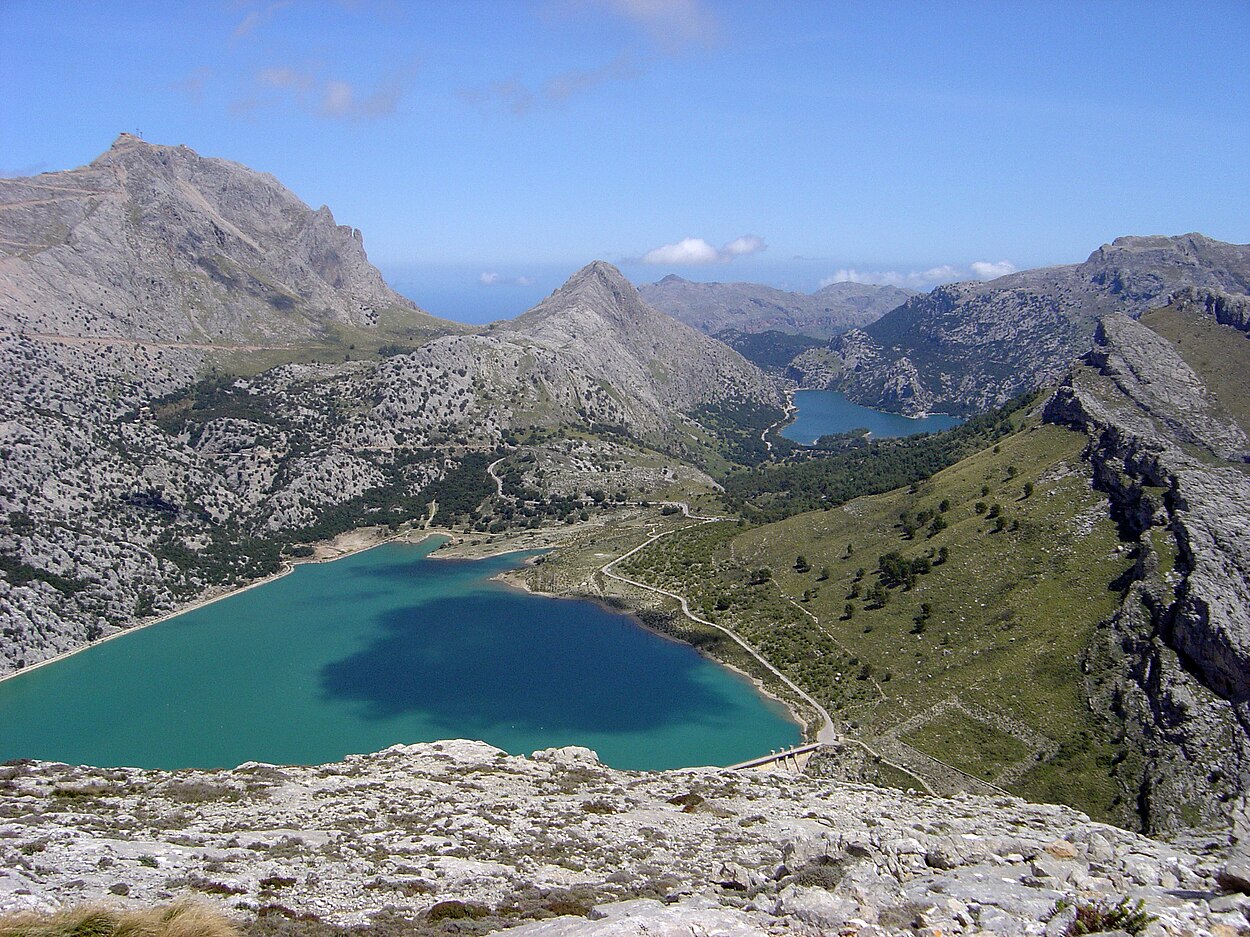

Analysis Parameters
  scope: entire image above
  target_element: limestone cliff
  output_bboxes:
[0,134,456,343]
[1043,297,1250,831]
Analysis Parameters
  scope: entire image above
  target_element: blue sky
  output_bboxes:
[2,1,1247,322]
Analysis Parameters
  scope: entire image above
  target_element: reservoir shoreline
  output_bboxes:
[0,512,807,764]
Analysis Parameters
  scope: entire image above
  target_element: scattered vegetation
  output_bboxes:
[0,902,239,937]
[619,416,1135,822]
[1057,897,1157,936]
[722,393,1032,521]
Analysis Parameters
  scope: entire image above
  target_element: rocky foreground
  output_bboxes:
[1,741,1246,936]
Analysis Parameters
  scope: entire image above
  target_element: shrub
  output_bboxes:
[424,901,490,923]
[1061,897,1156,936]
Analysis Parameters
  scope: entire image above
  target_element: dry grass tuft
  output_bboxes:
[0,902,239,937]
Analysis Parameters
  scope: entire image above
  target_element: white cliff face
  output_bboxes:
[0,741,1240,936]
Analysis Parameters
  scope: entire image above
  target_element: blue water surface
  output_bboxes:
[781,389,962,445]
[0,540,799,770]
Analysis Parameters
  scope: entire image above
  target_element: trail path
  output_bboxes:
[486,457,507,497]
[762,390,797,452]
[600,503,837,744]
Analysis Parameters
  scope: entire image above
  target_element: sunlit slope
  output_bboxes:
[621,416,1136,823]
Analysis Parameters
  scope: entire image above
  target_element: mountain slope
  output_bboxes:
[597,292,1250,831]
[639,275,913,338]
[498,262,780,421]
[0,143,783,676]
[0,133,458,344]
[825,234,1250,415]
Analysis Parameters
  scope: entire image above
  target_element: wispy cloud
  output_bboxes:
[545,54,638,101]
[232,1,292,39]
[566,0,719,48]
[641,235,767,265]
[820,259,1017,290]
[168,67,213,105]
[247,64,415,121]
[459,53,638,116]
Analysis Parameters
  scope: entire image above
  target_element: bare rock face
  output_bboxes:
[498,262,783,429]
[0,134,452,343]
[0,741,1234,935]
[638,275,913,339]
[835,234,1250,416]
[1043,305,1250,831]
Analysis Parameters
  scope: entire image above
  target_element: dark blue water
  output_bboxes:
[781,389,962,444]
[0,540,799,770]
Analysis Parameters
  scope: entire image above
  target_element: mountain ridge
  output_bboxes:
[812,233,1250,415]
[639,275,914,339]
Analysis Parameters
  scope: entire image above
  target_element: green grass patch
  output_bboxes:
[902,709,1032,781]
[620,417,1134,822]
[1142,304,1250,437]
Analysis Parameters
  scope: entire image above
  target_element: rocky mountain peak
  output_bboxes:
[500,261,780,419]
[510,261,652,339]
[1,136,457,342]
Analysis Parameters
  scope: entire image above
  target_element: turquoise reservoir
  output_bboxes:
[0,540,799,770]
[781,389,962,445]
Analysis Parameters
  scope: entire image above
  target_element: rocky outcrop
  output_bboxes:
[639,276,913,339]
[836,234,1250,415]
[1043,308,1250,832]
[0,740,1241,935]
[1170,285,1250,333]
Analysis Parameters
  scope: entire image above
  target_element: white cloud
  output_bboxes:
[921,264,960,281]
[641,234,767,265]
[970,259,1017,279]
[721,235,767,258]
[821,259,1017,291]
[820,269,868,286]
[248,65,412,121]
[479,272,501,285]
[642,237,721,265]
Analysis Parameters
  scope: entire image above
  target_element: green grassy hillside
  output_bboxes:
[1142,303,1250,435]
[619,416,1137,823]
